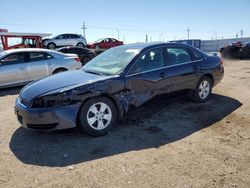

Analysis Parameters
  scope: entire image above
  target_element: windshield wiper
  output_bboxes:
[83,70,104,76]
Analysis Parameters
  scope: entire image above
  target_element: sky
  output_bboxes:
[0,0,250,44]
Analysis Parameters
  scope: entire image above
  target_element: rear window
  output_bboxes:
[192,50,203,60]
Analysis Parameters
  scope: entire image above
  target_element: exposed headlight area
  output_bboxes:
[31,91,75,108]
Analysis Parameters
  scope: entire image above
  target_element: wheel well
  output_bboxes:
[52,68,67,74]
[76,94,125,128]
[47,42,56,46]
[203,73,214,86]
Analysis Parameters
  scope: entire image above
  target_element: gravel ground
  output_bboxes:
[0,59,250,188]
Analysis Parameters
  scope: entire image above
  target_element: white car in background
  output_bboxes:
[0,48,82,88]
[42,33,87,50]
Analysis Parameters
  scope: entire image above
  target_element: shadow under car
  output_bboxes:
[9,93,242,167]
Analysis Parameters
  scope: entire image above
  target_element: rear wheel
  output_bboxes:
[78,97,117,136]
[47,43,56,50]
[191,76,212,103]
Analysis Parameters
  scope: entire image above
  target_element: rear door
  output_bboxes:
[0,52,29,87]
[161,46,201,92]
[27,52,53,81]
[124,47,166,106]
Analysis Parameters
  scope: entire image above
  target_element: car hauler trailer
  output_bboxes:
[0,29,51,50]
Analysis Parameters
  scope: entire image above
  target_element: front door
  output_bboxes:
[124,47,166,106]
[0,52,29,87]
[27,52,52,81]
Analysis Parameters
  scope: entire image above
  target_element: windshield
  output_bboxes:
[94,38,105,43]
[82,46,140,75]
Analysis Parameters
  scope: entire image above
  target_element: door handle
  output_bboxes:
[19,67,25,70]
[159,72,165,78]
[193,65,198,70]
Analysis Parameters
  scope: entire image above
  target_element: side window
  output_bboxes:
[59,49,68,53]
[129,48,164,74]
[63,34,69,39]
[29,52,46,62]
[29,52,53,62]
[0,53,26,65]
[55,35,63,39]
[166,48,191,66]
[45,53,53,59]
[192,50,203,60]
[72,34,80,39]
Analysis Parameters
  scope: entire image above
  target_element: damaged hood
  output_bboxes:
[20,70,113,100]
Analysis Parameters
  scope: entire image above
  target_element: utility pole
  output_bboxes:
[114,28,120,40]
[82,22,87,38]
[187,27,190,40]
[146,34,148,42]
[240,29,243,38]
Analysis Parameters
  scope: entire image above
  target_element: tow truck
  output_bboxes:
[0,29,51,51]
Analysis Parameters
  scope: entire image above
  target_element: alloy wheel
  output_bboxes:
[87,102,112,130]
[198,80,210,99]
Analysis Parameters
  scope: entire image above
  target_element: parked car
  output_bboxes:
[42,34,87,50]
[239,42,250,59]
[219,41,243,59]
[88,38,123,50]
[57,46,96,65]
[15,43,224,136]
[0,48,82,88]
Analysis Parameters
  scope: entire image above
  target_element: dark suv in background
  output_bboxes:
[58,46,96,65]
[220,41,250,59]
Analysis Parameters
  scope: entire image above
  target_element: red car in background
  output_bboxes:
[88,38,123,50]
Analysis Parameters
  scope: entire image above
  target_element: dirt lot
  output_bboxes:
[0,59,250,188]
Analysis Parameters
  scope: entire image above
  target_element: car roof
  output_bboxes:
[2,48,55,54]
[120,42,194,49]
[56,33,81,36]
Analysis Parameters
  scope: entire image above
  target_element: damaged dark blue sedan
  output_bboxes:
[15,43,224,136]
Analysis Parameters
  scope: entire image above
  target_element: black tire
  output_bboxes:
[82,56,91,65]
[77,42,85,48]
[191,76,212,103]
[78,97,117,136]
[47,42,56,50]
[52,68,67,74]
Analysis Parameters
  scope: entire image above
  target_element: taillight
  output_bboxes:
[74,57,80,62]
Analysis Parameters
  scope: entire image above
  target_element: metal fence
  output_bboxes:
[201,37,250,52]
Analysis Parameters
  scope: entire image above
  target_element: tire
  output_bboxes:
[52,68,67,74]
[77,42,85,48]
[78,97,117,136]
[47,43,56,50]
[82,56,91,65]
[191,76,212,103]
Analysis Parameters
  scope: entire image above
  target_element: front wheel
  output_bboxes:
[77,42,85,48]
[78,97,117,136]
[191,76,212,103]
[47,43,56,50]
